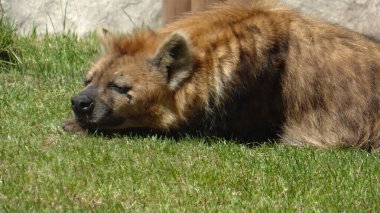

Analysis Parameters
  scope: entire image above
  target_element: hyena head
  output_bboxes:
[71,29,194,131]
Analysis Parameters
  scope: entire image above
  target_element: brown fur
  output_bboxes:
[62,3,380,150]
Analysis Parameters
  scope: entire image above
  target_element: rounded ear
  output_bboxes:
[151,32,194,90]
[97,28,117,53]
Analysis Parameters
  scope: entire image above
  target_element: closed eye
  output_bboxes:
[84,79,92,86]
[108,83,132,94]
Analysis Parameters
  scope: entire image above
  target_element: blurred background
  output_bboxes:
[1,0,379,39]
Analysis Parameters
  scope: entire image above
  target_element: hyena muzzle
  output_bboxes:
[62,3,380,150]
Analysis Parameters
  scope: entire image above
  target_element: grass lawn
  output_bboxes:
[1,19,380,212]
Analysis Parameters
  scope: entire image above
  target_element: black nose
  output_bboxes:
[71,95,94,115]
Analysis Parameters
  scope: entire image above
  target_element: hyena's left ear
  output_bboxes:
[97,28,117,53]
[151,33,194,90]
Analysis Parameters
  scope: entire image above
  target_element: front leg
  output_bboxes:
[62,119,86,134]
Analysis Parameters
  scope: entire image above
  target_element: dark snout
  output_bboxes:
[70,86,124,129]
[72,94,94,115]
[71,86,98,117]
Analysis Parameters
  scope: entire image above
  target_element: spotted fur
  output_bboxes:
[63,3,380,150]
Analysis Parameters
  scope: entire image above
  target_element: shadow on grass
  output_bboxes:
[0,17,21,69]
[80,127,377,152]
[84,127,278,148]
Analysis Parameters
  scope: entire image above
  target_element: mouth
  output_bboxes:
[75,114,126,130]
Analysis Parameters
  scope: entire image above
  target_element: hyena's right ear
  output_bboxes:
[97,28,117,53]
[151,33,194,90]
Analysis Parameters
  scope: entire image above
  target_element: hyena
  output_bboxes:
[62,3,380,150]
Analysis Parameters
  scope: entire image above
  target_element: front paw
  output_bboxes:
[62,119,86,134]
